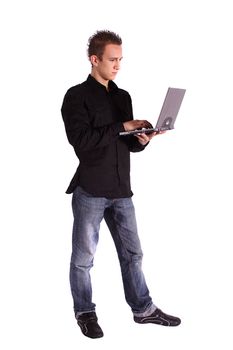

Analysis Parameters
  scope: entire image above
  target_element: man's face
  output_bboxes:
[93,44,123,81]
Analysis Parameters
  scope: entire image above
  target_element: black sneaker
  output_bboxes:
[77,312,104,339]
[134,308,181,327]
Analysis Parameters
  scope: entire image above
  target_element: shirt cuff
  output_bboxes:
[113,122,125,135]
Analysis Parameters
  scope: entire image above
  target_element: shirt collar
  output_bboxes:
[87,74,118,92]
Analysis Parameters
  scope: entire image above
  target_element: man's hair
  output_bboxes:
[87,30,122,60]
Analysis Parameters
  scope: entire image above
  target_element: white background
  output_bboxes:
[1,0,233,349]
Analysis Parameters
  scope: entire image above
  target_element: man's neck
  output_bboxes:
[91,71,109,90]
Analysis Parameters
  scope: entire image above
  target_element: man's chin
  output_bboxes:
[111,73,118,80]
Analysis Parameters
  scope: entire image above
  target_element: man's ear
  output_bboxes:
[90,55,99,67]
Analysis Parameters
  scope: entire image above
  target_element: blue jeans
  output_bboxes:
[70,186,156,317]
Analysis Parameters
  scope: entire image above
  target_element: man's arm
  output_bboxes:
[61,88,153,153]
[123,119,154,149]
[122,129,163,153]
[121,93,157,152]
[61,88,125,152]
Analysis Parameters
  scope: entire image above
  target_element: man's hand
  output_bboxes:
[136,131,166,146]
[123,120,153,131]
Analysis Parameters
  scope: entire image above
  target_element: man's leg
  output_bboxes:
[70,187,106,338]
[104,197,181,326]
[104,197,155,315]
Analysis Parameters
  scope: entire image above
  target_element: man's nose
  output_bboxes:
[115,60,121,70]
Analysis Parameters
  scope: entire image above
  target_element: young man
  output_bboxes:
[61,30,181,339]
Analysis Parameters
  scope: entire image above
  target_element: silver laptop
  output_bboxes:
[119,87,186,136]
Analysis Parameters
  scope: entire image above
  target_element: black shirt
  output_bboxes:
[61,75,147,198]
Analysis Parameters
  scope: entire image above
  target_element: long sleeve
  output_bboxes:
[126,136,149,152]
[121,93,149,152]
[61,88,125,153]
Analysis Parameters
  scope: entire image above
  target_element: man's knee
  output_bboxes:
[70,249,95,271]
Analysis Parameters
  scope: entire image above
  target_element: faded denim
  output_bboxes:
[70,186,155,317]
